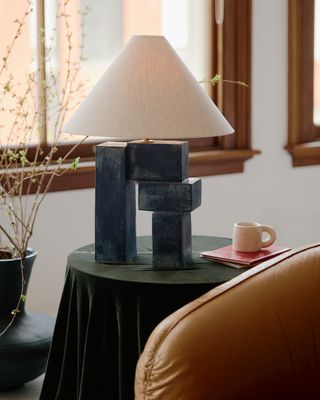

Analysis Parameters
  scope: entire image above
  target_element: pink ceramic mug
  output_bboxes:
[232,222,276,252]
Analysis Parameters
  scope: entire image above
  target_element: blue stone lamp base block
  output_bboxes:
[139,178,202,212]
[152,212,192,268]
[127,140,188,181]
[95,143,136,263]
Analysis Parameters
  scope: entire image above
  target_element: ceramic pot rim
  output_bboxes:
[0,248,37,263]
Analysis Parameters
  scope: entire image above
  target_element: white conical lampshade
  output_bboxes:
[64,35,233,140]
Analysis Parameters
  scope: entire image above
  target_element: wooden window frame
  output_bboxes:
[286,0,320,166]
[5,0,258,193]
[189,0,259,177]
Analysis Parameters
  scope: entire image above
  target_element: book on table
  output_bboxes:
[200,245,291,269]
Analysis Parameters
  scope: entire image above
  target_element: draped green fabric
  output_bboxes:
[40,236,243,400]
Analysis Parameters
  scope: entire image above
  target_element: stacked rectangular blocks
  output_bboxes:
[95,141,202,268]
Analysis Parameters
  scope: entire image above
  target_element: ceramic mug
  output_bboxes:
[232,222,276,252]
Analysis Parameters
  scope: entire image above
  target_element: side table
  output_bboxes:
[40,236,244,400]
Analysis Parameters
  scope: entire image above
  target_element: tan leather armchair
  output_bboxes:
[135,243,320,400]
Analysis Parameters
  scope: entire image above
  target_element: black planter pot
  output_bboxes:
[0,249,55,390]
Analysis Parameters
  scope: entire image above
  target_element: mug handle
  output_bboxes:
[261,225,276,248]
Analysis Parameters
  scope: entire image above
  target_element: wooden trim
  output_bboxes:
[189,148,260,176]
[25,141,98,163]
[184,0,257,179]
[9,146,260,195]
[285,142,320,167]
[43,166,96,192]
[287,0,320,165]
[40,148,260,194]
[218,0,252,151]
[5,166,96,195]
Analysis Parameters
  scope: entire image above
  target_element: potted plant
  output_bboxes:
[0,0,88,389]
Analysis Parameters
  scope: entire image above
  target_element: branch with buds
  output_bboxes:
[199,73,249,88]
[0,0,89,336]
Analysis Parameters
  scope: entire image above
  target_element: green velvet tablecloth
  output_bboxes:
[40,236,244,400]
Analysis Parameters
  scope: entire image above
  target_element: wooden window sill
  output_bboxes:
[285,142,320,167]
[38,148,260,194]
[189,148,260,176]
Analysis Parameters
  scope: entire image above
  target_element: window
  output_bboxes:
[287,0,320,166]
[189,0,258,177]
[1,0,256,193]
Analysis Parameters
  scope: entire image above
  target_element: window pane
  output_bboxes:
[51,0,210,143]
[0,0,39,147]
[314,0,320,126]
[44,0,85,145]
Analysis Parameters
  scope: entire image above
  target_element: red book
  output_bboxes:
[200,245,291,269]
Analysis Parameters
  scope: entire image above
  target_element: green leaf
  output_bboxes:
[8,149,19,162]
[20,295,27,302]
[70,156,80,170]
[210,74,221,85]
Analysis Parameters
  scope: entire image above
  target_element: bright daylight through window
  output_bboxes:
[0,0,209,146]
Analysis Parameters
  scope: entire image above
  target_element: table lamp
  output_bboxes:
[64,35,233,268]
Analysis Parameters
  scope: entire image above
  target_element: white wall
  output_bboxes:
[27,0,320,315]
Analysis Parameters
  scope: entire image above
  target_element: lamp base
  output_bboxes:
[152,212,192,268]
[95,142,136,263]
[95,140,201,268]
